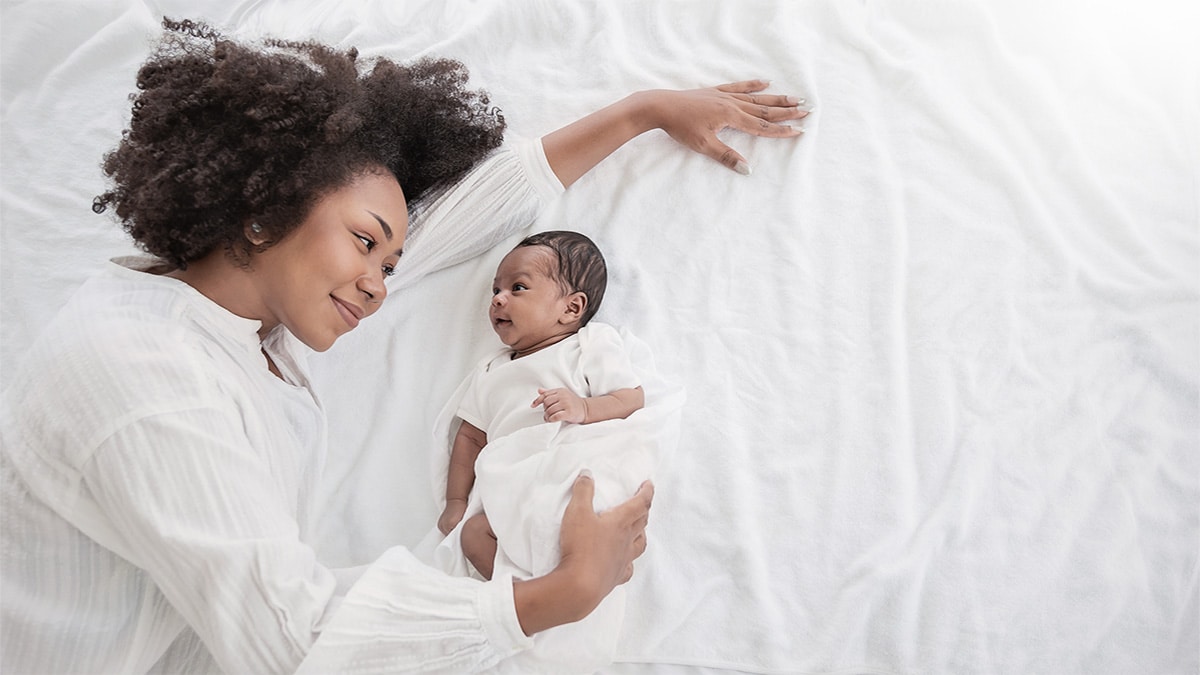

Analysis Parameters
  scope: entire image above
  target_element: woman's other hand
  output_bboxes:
[558,471,653,595]
[542,79,809,186]
[511,473,654,636]
[640,80,809,175]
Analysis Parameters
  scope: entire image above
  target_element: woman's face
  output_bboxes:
[251,170,407,351]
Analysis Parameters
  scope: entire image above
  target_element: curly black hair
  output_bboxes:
[93,18,506,269]
[517,231,608,327]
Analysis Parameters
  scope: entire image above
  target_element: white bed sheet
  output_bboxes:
[2,1,1197,673]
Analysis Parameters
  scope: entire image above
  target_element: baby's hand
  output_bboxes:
[532,387,588,424]
[439,499,468,535]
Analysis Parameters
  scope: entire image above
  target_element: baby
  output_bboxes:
[437,230,644,579]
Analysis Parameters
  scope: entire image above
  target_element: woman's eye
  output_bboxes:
[356,234,376,252]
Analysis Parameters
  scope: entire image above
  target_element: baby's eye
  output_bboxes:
[492,287,500,296]
[382,263,396,277]
[513,284,527,292]
[356,234,376,252]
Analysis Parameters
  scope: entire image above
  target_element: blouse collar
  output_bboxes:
[108,256,266,353]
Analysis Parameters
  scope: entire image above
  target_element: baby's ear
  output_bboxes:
[561,291,588,323]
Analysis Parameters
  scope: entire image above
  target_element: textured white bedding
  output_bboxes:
[2,1,1197,673]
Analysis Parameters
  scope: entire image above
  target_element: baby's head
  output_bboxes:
[490,230,607,355]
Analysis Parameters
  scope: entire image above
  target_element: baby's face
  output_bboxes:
[490,246,577,355]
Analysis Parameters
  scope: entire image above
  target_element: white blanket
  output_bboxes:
[2,1,1196,673]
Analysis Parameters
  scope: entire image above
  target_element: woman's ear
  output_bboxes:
[560,291,588,324]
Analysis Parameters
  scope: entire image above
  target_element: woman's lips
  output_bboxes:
[332,296,362,329]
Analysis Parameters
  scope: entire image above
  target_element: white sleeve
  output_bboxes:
[578,323,642,397]
[456,363,490,433]
[297,550,530,673]
[83,408,532,674]
[391,137,565,290]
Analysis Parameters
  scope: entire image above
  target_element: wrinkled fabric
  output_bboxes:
[2,1,1196,673]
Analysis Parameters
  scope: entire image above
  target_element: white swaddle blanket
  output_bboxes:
[416,324,684,673]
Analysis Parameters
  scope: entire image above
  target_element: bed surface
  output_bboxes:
[2,1,1197,673]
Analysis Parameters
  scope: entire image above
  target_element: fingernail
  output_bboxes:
[734,160,752,176]
[787,96,806,105]
[579,468,594,479]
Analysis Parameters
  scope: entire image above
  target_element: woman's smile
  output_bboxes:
[332,295,363,329]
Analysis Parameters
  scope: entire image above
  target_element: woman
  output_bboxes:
[0,19,807,674]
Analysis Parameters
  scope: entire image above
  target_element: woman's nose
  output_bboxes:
[360,272,387,309]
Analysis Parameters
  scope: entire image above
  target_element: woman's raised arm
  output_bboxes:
[541,79,809,187]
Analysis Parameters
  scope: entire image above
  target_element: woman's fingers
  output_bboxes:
[733,100,809,124]
[626,485,652,564]
[697,110,804,173]
[634,479,655,509]
[715,79,771,94]
[731,92,805,110]
[619,480,654,524]
[701,138,750,174]
[569,470,597,513]
[698,84,808,173]
[732,110,806,137]
[713,80,809,121]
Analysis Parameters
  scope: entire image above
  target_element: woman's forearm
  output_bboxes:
[510,566,600,636]
[541,91,660,189]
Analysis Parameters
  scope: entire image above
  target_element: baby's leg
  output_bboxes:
[462,511,498,580]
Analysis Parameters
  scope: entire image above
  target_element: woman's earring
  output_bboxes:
[247,222,266,244]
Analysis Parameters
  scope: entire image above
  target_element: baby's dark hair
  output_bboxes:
[93,18,505,269]
[517,230,607,327]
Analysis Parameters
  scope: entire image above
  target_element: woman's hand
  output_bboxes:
[511,473,654,635]
[559,471,653,596]
[640,80,809,175]
[542,79,809,187]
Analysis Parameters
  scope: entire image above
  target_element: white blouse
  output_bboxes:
[0,138,564,674]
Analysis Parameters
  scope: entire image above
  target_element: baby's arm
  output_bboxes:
[438,420,488,535]
[532,386,645,425]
